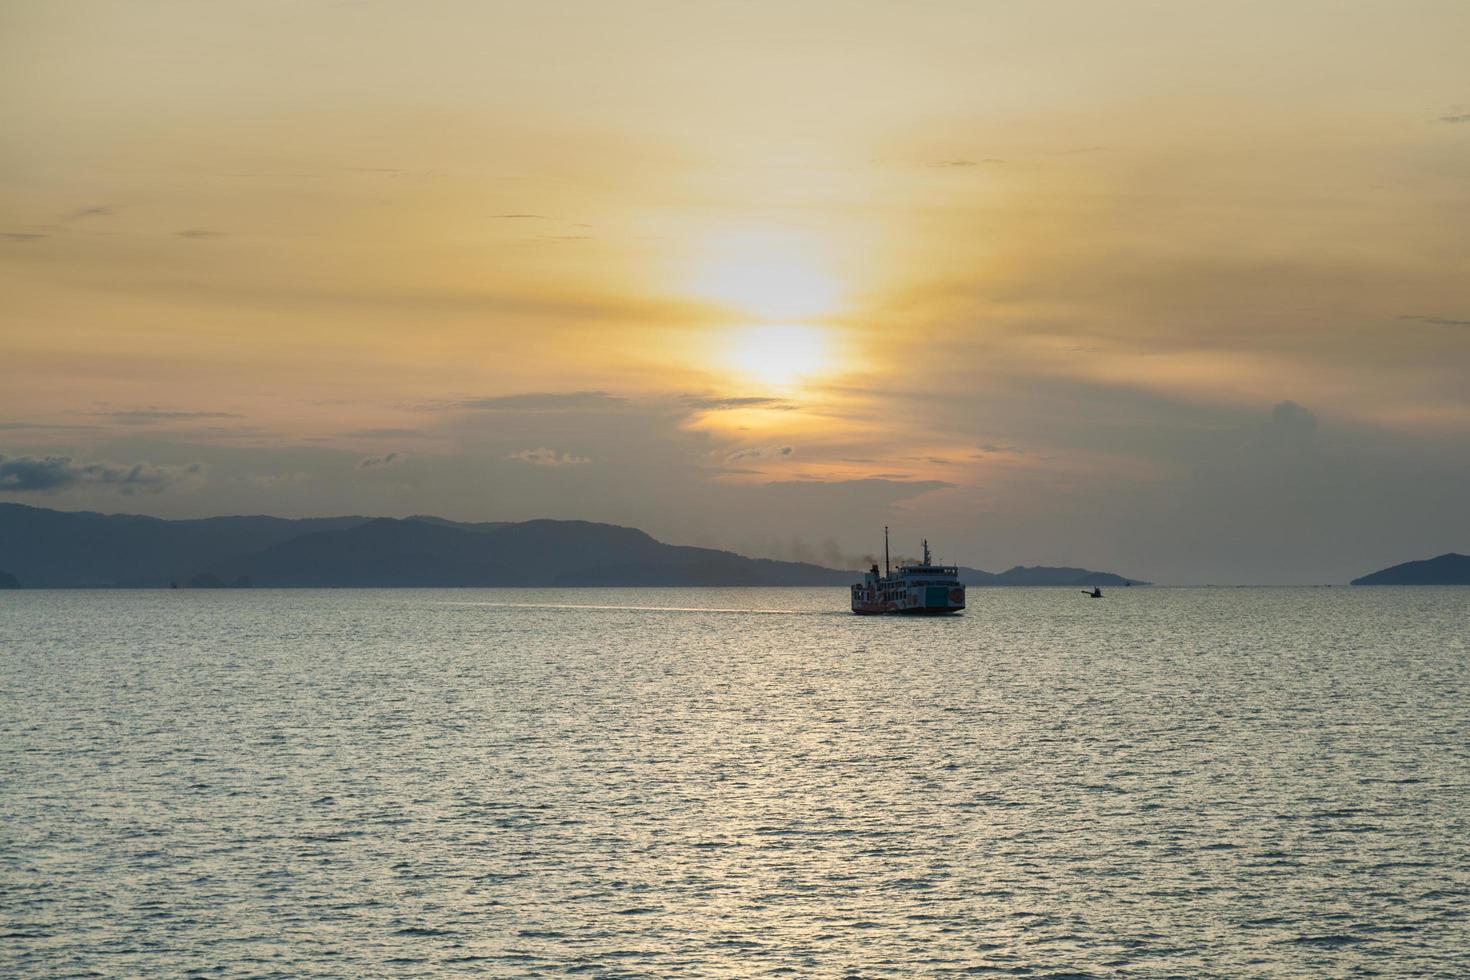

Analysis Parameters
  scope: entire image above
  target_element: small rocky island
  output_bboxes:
[1351,553,1470,586]
[0,570,21,589]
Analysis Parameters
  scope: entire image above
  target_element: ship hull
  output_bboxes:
[851,605,964,616]
[850,587,966,615]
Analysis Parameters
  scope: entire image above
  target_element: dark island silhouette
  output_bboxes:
[1351,553,1470,586]
[958,565,1140,588]
[0,503,1144,589]
[0,569,21,589]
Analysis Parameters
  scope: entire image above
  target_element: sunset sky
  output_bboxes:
[3,0,1469,582]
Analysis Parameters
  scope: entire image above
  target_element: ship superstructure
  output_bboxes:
[851,527,966,615]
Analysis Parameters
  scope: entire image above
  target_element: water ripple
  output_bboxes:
[2,586,1469,976]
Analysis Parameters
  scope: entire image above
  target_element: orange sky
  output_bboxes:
[3,0,1469,582]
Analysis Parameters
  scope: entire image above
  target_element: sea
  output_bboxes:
[1,587,1467,977]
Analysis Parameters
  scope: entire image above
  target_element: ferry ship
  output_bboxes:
[851,528,966,615]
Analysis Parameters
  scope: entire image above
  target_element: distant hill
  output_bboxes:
[0,503,366,587]
[203,517,853,587]
[0,504,850,588]
[959,565,1146,587]
[0,503,1145,588]
[1351,553,1470,586]
[403,515,512,534]
[0,569,20,589]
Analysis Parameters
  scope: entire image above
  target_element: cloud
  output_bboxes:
[507,447,590,467]
[454,391,622,412]
[69,206,113,219]
[760,476,955,499]
[1400,314,1470,327]
[1255,400,1319,455]
[104,410,241,424]
[341,167,444,181]
[0,454,204,494]
[248,471,310,488]
[355,452,403,469]
[1440,106,1470,124]
[176,229,225,239]
[929,159,1004,167]
[88,271,708,326]
[218,170,321,179]
[2,232,45,242]
[490,213,551,219]
[724,445,794,463]
[686,396,797,411]
[346,427,421,437]
[0,421,91,431]
[1270,400,1317,431]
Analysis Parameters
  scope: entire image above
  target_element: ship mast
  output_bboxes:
[923,538,931,566]
[884,526,890,577]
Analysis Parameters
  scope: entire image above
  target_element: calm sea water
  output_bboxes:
[2,587,1467,977]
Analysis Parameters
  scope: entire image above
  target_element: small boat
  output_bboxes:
[851,528,966,615]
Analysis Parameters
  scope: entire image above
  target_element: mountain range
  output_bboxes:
[0,503,1145,588]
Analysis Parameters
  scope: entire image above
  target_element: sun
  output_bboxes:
[724,324,833,386]
[681,228,847,387]
[689,228,840,321]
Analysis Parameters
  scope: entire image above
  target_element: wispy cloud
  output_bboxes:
[68,206,114,219]
[355,451,403,469]
[0,421,91,431]
[1400,314,1470,327]
[1269,399,1317,434]
[248,471,310,488]
[686,396,797,411]
[928,158,1004,167]
[176,228,225,239]
[507,447,590,467]
[725,445,794,463]
[0,454,203,494]
[490,213,551,219]
[1,232,45,242]
[1440,106,1470,124]
[103,410,241,424]
[454,391,622,412]
[762,477,955,495]
[346,427,421,438]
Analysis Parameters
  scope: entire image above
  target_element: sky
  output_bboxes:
[2,0,1469,583]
